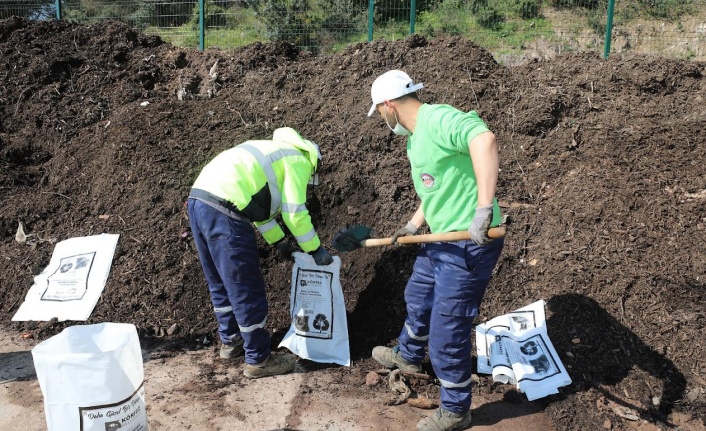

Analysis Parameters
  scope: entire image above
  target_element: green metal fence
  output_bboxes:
[1,0,705,60]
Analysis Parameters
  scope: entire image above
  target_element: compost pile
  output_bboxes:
[1,17,705,430]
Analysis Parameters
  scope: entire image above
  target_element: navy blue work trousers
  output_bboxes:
[187,198,270,364]
[397,238,504,413]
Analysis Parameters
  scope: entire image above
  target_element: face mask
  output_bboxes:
[384,110,411,136]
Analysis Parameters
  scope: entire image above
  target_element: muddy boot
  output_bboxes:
[417,407,473,431]
[371,345,422,373]
[219,335,244,359]
[243,354,296,379]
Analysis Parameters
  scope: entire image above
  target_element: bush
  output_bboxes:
[519,0,541,19]
[470,0,489,14]
[252,0,319,49]
[189,0,227,29]
[639,0,693,19]
[477,7,503,30]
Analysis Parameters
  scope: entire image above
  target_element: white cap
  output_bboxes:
[367,70,424,116]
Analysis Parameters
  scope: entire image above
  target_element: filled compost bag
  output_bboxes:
[279,252,350,366]
[32,322,148,431]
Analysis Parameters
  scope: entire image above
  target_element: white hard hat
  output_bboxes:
[367,70,424,116]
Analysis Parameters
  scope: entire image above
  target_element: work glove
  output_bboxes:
[274,239,295,261]
[391,221,418,244]
[309,246,334,266]
[468,205,494,246]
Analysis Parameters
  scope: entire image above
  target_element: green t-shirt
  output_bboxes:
[407,104,503,233]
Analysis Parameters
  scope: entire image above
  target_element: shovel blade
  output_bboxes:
[332,225,373,252]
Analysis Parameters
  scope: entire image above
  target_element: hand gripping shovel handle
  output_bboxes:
[360,226,507,247]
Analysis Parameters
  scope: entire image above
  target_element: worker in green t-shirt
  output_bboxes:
[366,70,505,431]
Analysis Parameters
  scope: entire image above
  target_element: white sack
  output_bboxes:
[475,300,572,400]
[32,322,148,431]
[279,252,350,366]
[13,233,120,321]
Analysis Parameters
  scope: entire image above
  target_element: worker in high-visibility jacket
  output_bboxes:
[187,127,333,379]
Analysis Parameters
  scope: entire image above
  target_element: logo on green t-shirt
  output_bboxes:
[421,173,435,188]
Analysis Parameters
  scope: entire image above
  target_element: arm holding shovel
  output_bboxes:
[332,134,507,252]
[391,206,426,244]
[468,131,499,246]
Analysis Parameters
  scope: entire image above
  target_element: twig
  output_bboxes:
[508,92,525,177]
[40,191,71,200]
[466,69,479,107]
[14,85,36,116]
[375,369,431,380]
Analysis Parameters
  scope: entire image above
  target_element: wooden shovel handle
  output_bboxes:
[360,226,506,247]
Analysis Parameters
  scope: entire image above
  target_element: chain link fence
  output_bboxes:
[1,0,705,60]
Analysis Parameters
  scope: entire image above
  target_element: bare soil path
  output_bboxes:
[1,328,554,431]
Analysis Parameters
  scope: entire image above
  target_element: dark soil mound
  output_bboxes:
[1,17,705,430]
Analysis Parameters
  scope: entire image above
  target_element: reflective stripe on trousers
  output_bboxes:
[187,198,271,364]
[398,238,504,413]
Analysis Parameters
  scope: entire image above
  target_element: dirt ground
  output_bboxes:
[1,17,705,431]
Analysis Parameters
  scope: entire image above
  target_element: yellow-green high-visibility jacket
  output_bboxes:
[189,127,321,252]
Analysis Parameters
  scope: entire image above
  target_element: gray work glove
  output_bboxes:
[391,221,418,244]
[310,246,334,266]
[468,205,494,246]
[274,239,295,261]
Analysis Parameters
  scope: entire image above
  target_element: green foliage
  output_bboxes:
[586,8,605,35]
[62,0,140,22]
[470,0,489,14]
[476,7,504,30]
[129,2,155,30]
[519,0,541,19]
[550,0,601,9]
[318,0,367,36]
[189,0,227,29]
[417,0,472,37]
[417,0,552,51]
[638,0,694,19]
[250,0,319,49]
[7,0,703,59]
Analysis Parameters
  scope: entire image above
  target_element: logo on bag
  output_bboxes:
[313,314,330,331]
[105,421,121,430]
[421,173,435,188]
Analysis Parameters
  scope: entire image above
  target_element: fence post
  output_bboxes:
[55,0,61,19]
[603,0,615,59]
[199,0,205,51]
[410,0,416,34]
[367,0,374,42]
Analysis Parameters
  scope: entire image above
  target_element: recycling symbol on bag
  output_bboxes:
[313,313,330,331]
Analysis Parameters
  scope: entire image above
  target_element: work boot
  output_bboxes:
[372,345,422,373]
[243,354,296,379]
[417,407,473,431]
[219,336,244,359]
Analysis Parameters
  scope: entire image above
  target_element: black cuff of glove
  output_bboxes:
[308,246,322,255]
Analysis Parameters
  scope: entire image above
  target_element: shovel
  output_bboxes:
[332,225,506,252]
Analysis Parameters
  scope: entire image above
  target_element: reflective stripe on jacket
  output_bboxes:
[190,128,320,252]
